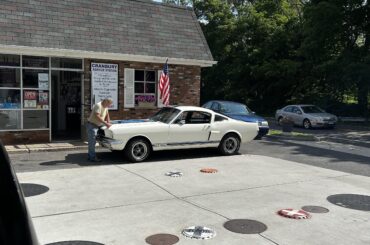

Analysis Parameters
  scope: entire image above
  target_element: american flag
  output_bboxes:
[159,60,170,106]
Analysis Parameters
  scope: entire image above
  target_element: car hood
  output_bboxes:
[226,113,265,123]
[110,119,158,128]
[307,113,336,118]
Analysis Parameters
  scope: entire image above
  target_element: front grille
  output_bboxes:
[97,128,105,137]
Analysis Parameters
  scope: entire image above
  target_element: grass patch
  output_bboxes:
[268,129,313,138]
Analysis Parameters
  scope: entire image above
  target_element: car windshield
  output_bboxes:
[149,107,181,124]
[301,106,325,113]
[220,102,252,115]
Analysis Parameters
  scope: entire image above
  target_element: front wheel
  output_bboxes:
[125,138,151,162]
[303,119,311,129]
[218,134,240,155]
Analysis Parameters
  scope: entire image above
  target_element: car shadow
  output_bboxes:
[39,148,222,167]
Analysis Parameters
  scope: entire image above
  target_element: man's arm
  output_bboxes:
[95,112,112,127]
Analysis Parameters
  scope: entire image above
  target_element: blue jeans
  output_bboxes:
[86,122,98,160]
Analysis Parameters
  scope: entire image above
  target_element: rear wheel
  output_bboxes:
[278,117,283,126]
[218,133,240,155]
[303,119,311,129]
[125,138,151,162]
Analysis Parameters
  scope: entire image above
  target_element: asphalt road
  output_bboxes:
[10,137,370,177]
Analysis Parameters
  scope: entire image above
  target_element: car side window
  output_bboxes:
[211,102,220,112]
[203,102,212,109]
[215,115,228,122]
[292,107,301,114]
[188,111,211,124]
[284,106,293,112]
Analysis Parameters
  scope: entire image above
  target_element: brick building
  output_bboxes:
[0,0,215,144]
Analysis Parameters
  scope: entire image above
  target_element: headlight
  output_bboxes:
[258,121,268,126]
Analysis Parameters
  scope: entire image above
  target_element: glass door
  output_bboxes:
[51,70,82,140]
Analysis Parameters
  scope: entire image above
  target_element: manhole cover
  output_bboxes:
[21,183,49,197]
[165,171,183,177]
[277,209,311,219]
[200,168,218,173]
[45,241,104,245]
[145,234,179,245]
[223,219,267,234]
[302,206,329,213]
[327,194,370,211]
[182,226,216,240]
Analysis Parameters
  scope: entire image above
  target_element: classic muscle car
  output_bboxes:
[96,106,259,162]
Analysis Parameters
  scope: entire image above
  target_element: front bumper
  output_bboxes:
[96,136,125,150]
[311,121,336,128]
[255,126,269,139]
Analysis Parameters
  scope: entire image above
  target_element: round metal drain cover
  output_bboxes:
[21,183,49,197]
[145,234,179,245]
[302,206,329,213]
[165,171,183,177]
[277,209,311,219]
[182,226,216,240]
[200,168,218,173]
[224,219,267,234]
[45,241,104,245]
[327,194,370,211]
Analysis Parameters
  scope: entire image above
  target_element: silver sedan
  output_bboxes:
[275,105,338,129]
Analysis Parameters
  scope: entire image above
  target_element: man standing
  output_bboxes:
[87,98,113,162]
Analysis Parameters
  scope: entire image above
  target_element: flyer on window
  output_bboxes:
[24,100,37,108]
[38,73,49,89]
[38,92,49,105]
[24,91,37,100]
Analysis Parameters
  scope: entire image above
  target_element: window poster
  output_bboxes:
[38,73,49,90]
[91,63,118,110]
[38,91,48,105]
[24,90,37,108]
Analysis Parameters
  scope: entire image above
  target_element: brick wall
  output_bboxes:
[83,59,201,122]
[0,130,49,145]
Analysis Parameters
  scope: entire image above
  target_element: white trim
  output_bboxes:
[0,44,217,67]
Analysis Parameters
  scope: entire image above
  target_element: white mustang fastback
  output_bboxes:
[96,106,259,162]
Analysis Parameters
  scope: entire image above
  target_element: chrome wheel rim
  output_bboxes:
[304,120,310,129]
[224,137,238,153]
[131,142,148,161]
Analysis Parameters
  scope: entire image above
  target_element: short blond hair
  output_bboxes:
[102,98,113,104]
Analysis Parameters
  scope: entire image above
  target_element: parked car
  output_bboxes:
[202,100,269,139]
[97,106,259,162]
[275,104,338,129]
[0,140,39,245]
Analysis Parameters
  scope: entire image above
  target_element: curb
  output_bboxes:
[5,145,100,154]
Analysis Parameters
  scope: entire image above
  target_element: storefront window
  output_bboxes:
[134,70,156,108]
[22,56,49,68]
[0,68,21,88]
[0,89,20,109]
[0,110,21,130]
[23,70,49,89]
[51,58,82,69]
[23,110,49,129]
[0,54,20,66]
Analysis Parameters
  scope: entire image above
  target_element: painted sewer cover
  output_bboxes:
[145,234,179,245]
[327,194,370,211]
[165,171,183,177]
[224,219,267,234]
[277,209,311,219]
[21,183,49,197]
[302,206,329,213]
[182,226,216,240]
[200,168,218,173]
[45,241,104,245]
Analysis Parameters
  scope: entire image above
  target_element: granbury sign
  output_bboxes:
[91,63,118,110]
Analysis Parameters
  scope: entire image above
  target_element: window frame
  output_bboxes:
[0,54,83,132]
[134,69,157,108]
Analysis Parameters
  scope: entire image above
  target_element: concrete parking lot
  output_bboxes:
[10,138,370,245]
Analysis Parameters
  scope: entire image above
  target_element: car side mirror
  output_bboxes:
[178,119,186,125]
[252,111,256,115]
[297,111,302,115]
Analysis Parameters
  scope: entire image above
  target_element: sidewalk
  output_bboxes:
[5,141,91,154]
[17,154,370,245]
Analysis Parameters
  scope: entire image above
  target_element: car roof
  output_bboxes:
[173,105,214,113]
[204,100,245,106]
[285,104,315,107]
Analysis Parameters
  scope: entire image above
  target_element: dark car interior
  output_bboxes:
[0,140,39,245]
